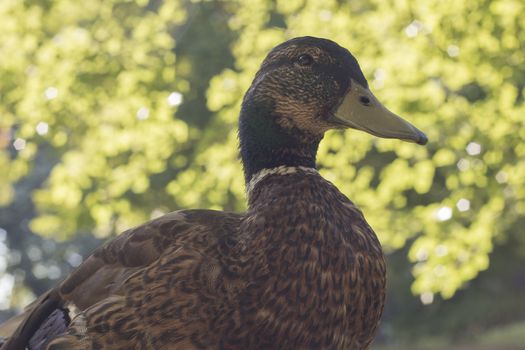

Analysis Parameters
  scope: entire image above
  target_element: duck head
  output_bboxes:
[239,36,427,182]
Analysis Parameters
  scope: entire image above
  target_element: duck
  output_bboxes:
[0,36,427,350]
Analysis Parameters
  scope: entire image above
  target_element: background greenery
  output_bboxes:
[1,0,524,348]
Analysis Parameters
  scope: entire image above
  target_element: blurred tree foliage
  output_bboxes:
[1,0,524,331]
[1,0,188,239]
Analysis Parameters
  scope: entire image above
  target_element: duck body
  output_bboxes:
[38,167,384,350]
[0,36,427,350]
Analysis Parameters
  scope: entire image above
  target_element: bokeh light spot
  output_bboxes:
[168,92,183,107]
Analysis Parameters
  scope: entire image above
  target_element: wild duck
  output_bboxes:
[0,36,427,350]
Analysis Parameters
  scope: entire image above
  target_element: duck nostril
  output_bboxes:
[359,96,371,106]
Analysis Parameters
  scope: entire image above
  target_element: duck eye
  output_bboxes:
[359,96,371,106]
[296,54,314,66]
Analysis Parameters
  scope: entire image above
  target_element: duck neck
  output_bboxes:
[239,101,322,184]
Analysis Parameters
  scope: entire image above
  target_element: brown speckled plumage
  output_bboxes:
[237,169,385,349]
[0,36,427,350]
[21,170,384,350]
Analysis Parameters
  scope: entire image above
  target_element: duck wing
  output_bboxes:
[1,209,243,350]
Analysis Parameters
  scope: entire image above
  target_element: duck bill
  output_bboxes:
[332,80,428,145]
